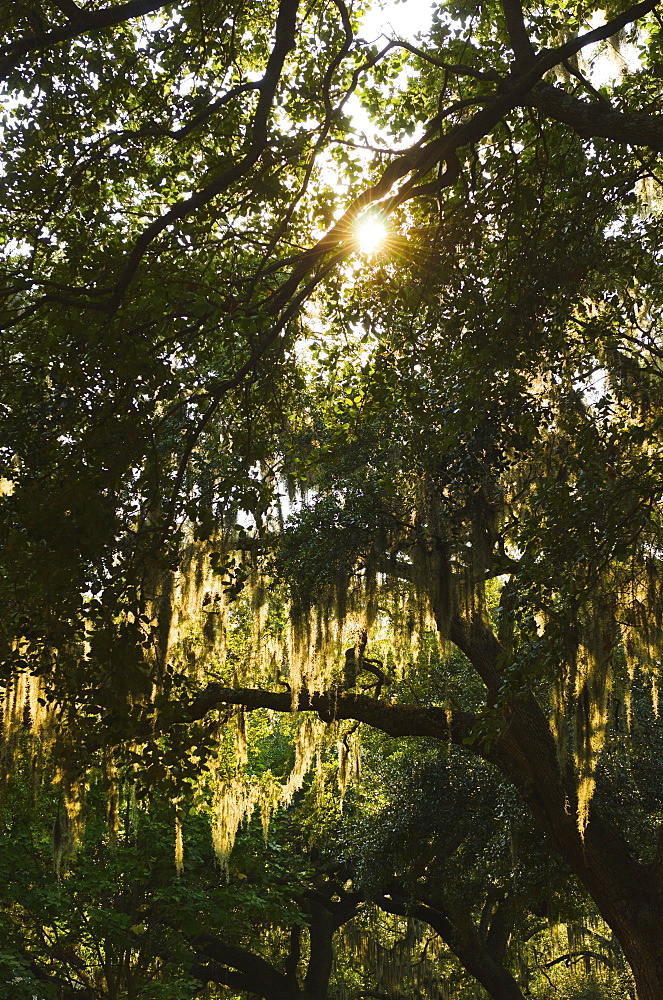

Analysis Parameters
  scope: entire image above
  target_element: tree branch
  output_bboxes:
[375,892,456,947]
[107,0,300,312]
[380,39,503,82]
[375,892,527,1000]
[265,10,663,317]
[541,0,659,66]
[30,0,660,326]
[192,936,293,1000]
[501,0,537,68]
[1,0,170,80]
[539,950,615,971]
[528,81,663,150]
[177,684,478,746]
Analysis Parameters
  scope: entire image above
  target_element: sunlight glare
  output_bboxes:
[355,216,388,256]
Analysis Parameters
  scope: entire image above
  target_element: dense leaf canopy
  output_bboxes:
[2,0,663,997]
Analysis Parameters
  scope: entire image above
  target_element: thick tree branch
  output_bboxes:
[528,81,663,150]
[178,684,478,745]
[440,615,650,909]
[541,0,659,66]
[191,961,287,999]
[168,615,654,935]
[192,936,292,1000]
[0,0,170,80]
[302,895,348,998]
[501,0,537,68]
[484,895,517,961]
[376,892,527,1000]
[189,885,358,1000]
[539,950,616,971]
[376,892,456,947]
[266,6,663,316]
[446,614,506,698]
[284,925,301,987]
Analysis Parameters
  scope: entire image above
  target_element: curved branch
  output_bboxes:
[252,0,358,278]
[375,39,503,82]
[191,936,292,1000]
[265,9,663,319]
[1,0,170,80]
[541,0,660,66]
[375,893,527,1000]
[178,684,474,742]
[539,950,616,971]
[107,0,300,312]
[164,80,264,141]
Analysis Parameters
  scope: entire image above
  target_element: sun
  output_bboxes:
[354,215,389,256]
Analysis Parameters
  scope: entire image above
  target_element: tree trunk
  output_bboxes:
[597,901,663,1000]
[443,614,663,1000]
[302,898,338,1000]
[629,959,663,1000]
[496,697,663,1000]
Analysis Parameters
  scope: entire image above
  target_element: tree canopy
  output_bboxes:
[3,0,663,997]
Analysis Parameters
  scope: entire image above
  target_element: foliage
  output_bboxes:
[3,0,663,998]
[0,737,318,999]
